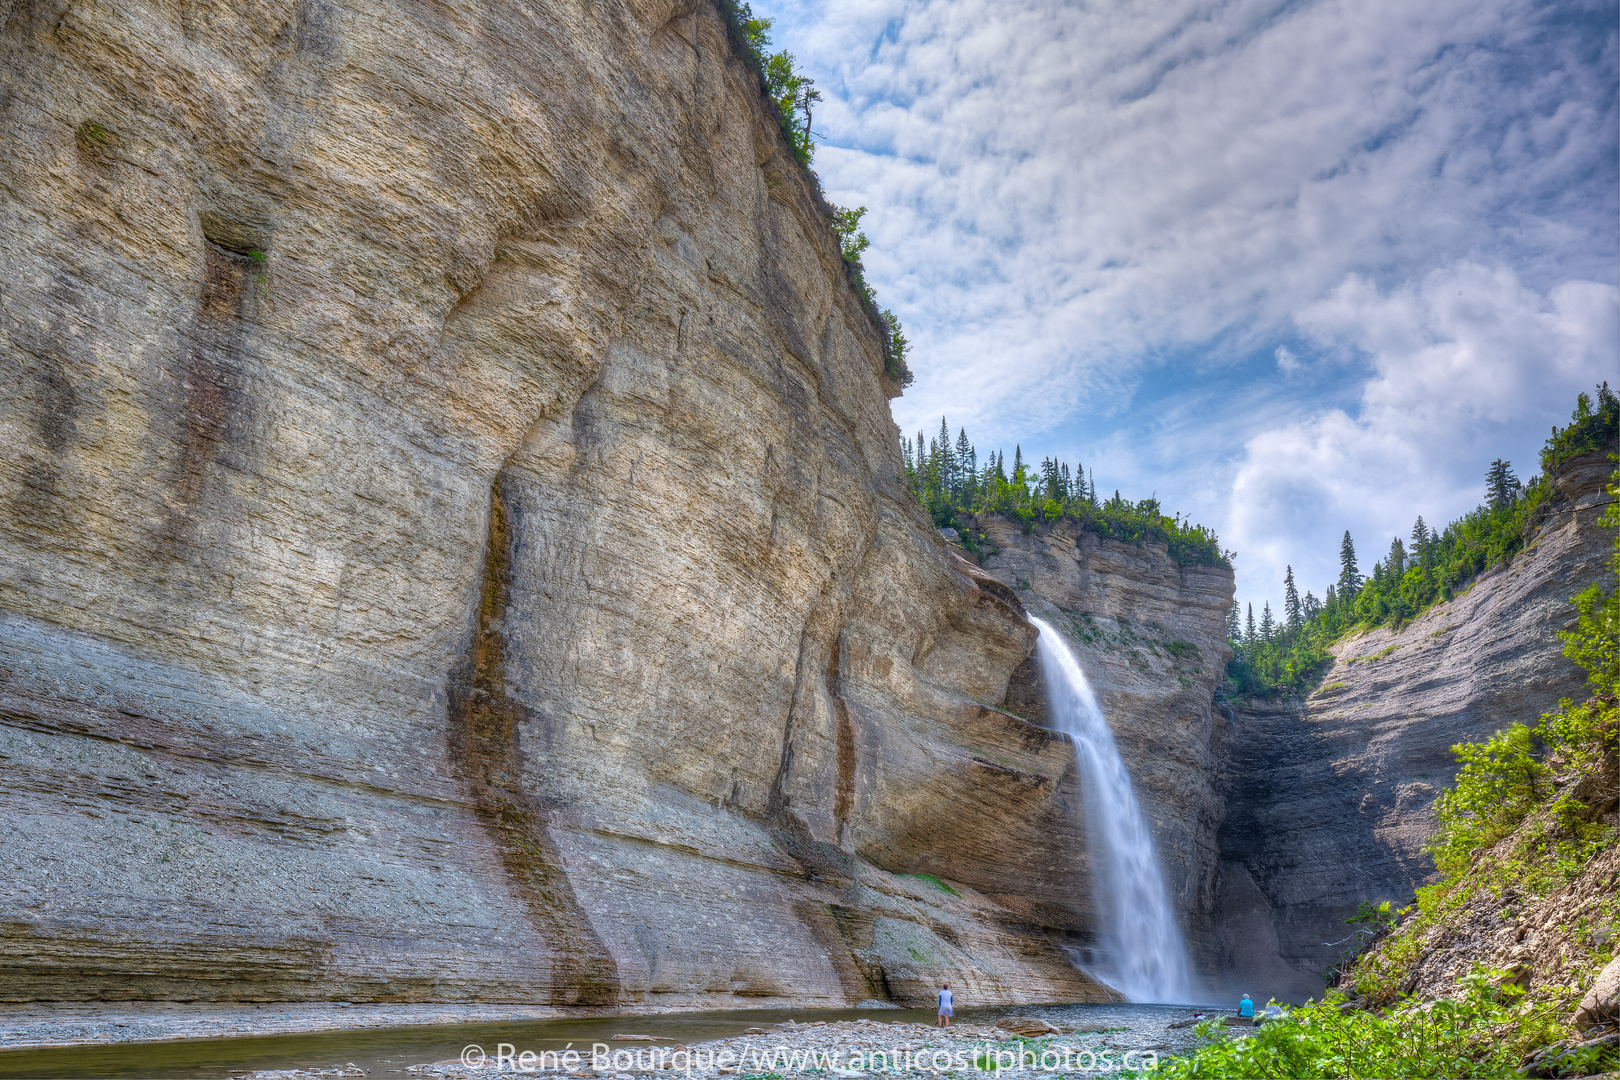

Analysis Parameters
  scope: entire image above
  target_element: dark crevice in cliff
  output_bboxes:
[448,476,620,1005]
[830,635,857,837]
[175,243,252,504]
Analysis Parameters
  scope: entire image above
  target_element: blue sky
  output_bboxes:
[753,0,1619,614]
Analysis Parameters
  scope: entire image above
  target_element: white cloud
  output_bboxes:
[757,0,1617,610]
[1227,263,1619,602]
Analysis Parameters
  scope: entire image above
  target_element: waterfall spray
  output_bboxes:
[1030,615,1197,1004]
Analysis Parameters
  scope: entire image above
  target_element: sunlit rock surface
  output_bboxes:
[0,0,1111,1006]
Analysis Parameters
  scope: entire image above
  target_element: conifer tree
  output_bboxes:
[957,428,974,498]
[1387,536,1406,577]
[1338,531,1362,597]
[1088,468,1098,507]
[1227,602,1242,641]
[1284,566,1302,631]
[1486,459,1520,510]
[1260,602,1275,641]
[938,418,956,494]
[1245,603,1256,645]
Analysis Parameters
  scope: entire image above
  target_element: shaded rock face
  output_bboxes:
[1206,453,1615,1004]
[0,0,1111,1005]
[968,519,1237,983]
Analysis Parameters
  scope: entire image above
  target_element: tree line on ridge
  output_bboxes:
[900,417,1230,568]
[1227,384,1618,698]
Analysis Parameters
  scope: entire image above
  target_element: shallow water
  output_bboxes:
[0,1003,1193,1079]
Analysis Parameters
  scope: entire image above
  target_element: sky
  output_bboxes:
[752,0,1619,613]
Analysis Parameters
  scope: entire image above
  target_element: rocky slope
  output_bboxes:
[1205,452,1615,1004]
[0,0,1110,1007]
[965,518,1237,981]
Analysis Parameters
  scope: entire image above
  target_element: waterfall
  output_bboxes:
[1030,615,1197,1004]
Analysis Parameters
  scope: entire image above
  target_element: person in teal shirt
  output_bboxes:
[1238,994,1254,1018]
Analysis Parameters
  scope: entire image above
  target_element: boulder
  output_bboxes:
[1575,955,1620,1029]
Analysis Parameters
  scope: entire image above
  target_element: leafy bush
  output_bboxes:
[1425,725,1547,877]
[1142,979,1538,1079]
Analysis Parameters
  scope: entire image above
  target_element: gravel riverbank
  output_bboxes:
[235,1006,1239,1079]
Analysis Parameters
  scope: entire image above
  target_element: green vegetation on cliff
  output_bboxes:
[1150,477,1619,1079]
[900,418,1229,567]
[718,2,913,387]
[1226,385,1618,699]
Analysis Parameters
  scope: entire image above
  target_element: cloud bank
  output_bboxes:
[759,0,1618,607]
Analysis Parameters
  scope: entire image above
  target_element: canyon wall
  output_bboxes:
[0,0,1111,1007]
[965,518,1238,981]
[1204,452,1615,1004]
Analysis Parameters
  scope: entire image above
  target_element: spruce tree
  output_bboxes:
[1227,602,1242,641]
[1338,531,1362,597]
[1486,459,1520,510]
[1245,603,1256,644]
[1387,536,1406,577]
[938,418,956,495]
[957,428,975,500]
[1284,565,1302,630]
[1260,602,1275,641]
[1088,468,1098,507]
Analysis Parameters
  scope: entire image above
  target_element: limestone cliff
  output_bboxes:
[0,0,1109,1006]
[1204,452,1615,1004]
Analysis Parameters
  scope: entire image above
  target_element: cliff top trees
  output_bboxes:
[1541,381,1618,471]
[898,418,1228,567]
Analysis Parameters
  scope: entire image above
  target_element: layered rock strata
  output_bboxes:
[966,518,1238,980]
[0,0,1109,1006]
[1206,453,1615,1003]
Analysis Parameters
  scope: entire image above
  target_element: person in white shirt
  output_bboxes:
[937,983,954,1027]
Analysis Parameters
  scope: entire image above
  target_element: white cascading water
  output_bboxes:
[1030,615,1197,1004]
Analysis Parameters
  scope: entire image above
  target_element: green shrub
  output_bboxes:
[1142,979,1538,1079]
